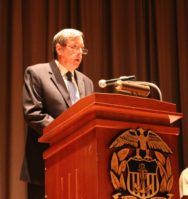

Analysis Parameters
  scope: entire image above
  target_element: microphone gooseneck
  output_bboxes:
[98,75,163,101]
[98,75,136,88]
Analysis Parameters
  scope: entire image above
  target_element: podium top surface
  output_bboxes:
[41,93,182,139]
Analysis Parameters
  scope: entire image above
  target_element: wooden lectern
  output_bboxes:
[39,93,182,199]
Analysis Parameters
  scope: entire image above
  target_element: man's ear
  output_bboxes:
[55,43,63,56]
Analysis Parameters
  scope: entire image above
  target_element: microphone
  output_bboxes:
[98,75,136,88]
[115,80,150,97]
[115,80,163,101]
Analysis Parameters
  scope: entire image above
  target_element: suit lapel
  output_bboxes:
[49,60,72,107]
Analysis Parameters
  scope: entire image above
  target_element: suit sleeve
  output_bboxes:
[23,67,54,134]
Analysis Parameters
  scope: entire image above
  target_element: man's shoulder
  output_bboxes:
[180,167,188,181]
[25,60,57,74]
[26,62,50,71]
[75,70,92,82]
[182,167,188,175]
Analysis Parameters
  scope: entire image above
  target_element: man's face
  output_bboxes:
[56,36,85,71]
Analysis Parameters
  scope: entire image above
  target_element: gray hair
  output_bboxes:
[52,28,83,59]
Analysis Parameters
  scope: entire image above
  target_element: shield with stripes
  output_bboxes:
[127,157,159,199]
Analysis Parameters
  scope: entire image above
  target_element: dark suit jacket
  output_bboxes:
[20,60,94,185]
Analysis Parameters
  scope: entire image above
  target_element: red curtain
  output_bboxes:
[1,0,188,198]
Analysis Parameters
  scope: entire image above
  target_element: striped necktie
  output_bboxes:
[66,72,79,104]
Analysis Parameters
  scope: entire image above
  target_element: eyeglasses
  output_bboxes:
[65,45,88,55]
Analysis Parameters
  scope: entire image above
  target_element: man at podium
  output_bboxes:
[20,28,94,199]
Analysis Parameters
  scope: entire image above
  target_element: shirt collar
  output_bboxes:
[55,60,74,77]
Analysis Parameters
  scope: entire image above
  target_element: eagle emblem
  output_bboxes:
[110,127,172,159]
[109,128,174,199]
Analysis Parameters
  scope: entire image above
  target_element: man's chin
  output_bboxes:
[70,64,80,71]
[73,61,81,67]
